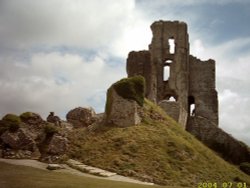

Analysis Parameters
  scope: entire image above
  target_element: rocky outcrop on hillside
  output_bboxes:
[1,128,36,151]
[46,112,61,127]
[47,135,68,155]
[66,107,97,128]
[0,107,102,162]
[0,112,69,161]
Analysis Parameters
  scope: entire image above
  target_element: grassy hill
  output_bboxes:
[67,99,250,187]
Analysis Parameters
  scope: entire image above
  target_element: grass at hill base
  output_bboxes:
[0,162,170,188]
[67,99,250,187]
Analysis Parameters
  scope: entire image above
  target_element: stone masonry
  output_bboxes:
[127,20,218,128]
[127,20,249,164]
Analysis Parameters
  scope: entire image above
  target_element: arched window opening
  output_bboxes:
[190,104,195,116]
[168,38,175,54]
[163,66,170,81]
[164,94,178,102]
[169,96,176,101]
[188,96,196,116]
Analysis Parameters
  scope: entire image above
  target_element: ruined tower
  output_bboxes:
[127,20,218,128]
[126,21,250,164]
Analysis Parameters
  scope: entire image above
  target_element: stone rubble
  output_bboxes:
[66,159,117,177]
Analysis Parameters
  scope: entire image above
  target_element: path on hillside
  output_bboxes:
[0,158,153,185]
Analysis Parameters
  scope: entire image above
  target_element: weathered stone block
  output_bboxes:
[105,76,145,127]
[47,164,64,170]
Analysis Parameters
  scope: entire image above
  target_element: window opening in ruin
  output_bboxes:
[190,104,195,116]
[188,96,195,116]
[169,96,176,101]
[165,60,173,65]
[163,65,170,81]
[168,38,175,54]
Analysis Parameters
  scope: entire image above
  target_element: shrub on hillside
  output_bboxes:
[1,114,21,133]
[44,124,58,136]
[20,112,35,120]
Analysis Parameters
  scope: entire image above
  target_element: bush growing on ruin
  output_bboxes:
[112,76,145,106]
[105,76,145,119]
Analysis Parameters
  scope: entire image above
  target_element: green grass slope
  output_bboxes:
[67,100,250,187]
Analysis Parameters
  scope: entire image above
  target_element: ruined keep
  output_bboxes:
[127,20,250,164]
[127,20,218,128]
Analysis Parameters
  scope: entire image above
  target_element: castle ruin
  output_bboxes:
[127,20,249,164]
[127,20,218,129]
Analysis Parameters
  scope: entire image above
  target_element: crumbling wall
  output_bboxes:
[127,51,151,98]
[158,101,180,121]
[126,21,218,128]
[189,56,218,125]
[126,19,249,166]
[104,76,145,127]
[187,116,250,164]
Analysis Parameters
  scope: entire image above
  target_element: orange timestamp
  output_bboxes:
[198,182,247,188]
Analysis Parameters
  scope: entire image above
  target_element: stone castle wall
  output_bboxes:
[158,101,180,122]
[126,20,250,164]
[187,116,250,164]
[189,56,218,125]
[127,21,218,128]
[127,51,151,98]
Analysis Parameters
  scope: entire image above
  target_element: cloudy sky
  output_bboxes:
[0,0,250,144]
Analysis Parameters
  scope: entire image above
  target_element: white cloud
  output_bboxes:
[191,39,205,56]
[0,0,137,118]
[110,17,152,58]
[219,89,250,144]
[191,37,250,80]
[0,52,125,119]
[137,0,249,6]
[0,0,135,49]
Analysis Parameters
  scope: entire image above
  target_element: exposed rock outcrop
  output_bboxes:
[0,112,69,161]
[47,135,68,155]
[66,107,96,128]
[46,112,61,126]
[20,112,44,126]
[19,112,46,140]
[1,128,36,151]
